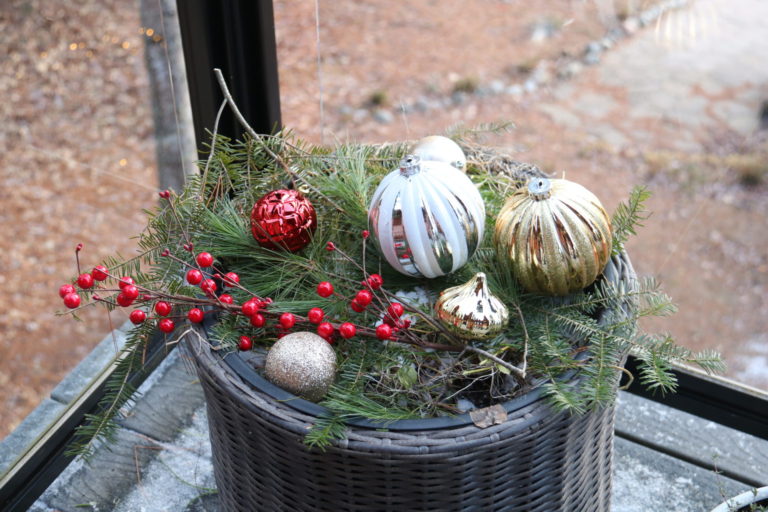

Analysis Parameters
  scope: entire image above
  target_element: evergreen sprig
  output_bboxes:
[611,185,652,255]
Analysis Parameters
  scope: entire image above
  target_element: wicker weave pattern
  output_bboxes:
[190,246,636,511]
[195,345,615,511]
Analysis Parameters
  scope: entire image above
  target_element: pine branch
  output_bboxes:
[611,185,651,255]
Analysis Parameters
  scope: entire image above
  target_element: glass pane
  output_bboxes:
[274,0,767,389]
[0,0,190,438]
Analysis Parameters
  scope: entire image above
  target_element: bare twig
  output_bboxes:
[512,304,529,377]
[463,345,527,381]
[212,68,348,214]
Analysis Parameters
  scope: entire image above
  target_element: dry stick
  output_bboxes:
[211,68,348,214]
[466,345,527,381]
[200,98,228,202]
[512,304,529,377]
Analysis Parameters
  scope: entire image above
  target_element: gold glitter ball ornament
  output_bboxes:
[411,135,467,172]
[264,331,337,402]
[435,272,509,341]
[494,177,612,296]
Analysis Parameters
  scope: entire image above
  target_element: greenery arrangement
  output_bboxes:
[60,123,725,455]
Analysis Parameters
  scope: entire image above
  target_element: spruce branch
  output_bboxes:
[612,185,651,255]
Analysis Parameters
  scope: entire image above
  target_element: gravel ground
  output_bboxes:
[1,0,766,438]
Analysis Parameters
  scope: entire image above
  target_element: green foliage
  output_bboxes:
[611,185,652,255]
[65,130,724,453]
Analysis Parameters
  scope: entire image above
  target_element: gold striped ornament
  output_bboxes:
[494,177,612,296]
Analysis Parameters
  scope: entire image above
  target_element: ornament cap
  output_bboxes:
[527,177,552,200]
[399,154,422,176]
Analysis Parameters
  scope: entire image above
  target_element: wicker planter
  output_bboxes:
[188,252,636,512]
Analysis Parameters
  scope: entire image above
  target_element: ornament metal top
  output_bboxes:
[411,135,467,172]
[435,272,509,341]
[494,177,612,296]
[368,155,485,278]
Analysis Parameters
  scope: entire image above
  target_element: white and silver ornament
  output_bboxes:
[264,331,337,402]
[368,154,485,279]
[411,135,467,172]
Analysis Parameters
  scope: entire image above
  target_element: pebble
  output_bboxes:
[506,84,524,96]
[623,17,641,34]
[372,109,394,124]
[530,21,559,43]
[524,79,538,93]
[490,80,505,94]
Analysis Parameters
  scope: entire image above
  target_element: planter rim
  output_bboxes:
[220,346,554,431]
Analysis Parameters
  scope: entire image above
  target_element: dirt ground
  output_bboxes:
[1,0,766,438]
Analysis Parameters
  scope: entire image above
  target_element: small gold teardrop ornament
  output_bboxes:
[494,177,612,296]
[435,272,509,341]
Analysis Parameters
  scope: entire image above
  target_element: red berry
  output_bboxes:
[188,308,204,323]
[92,265,109,281]
[250,313,266,328]
[307,307,324,324]
[376,323,392,340]
[238,335,253,351]
[387,302,405,319]
[317,322,334,338]
[158,318,175,333]
[155,301,172,316]
[200,279,217,295]
[59,284,76,298]
[186,269,203,285]
[158,190,171,199]
[339,322,356,339]
[118,277,134,290]
[355,289,373,306]
[361,230,370,239]
[224,272,240,287]
[350,301,366,313]
[63,292,81,309]
[241,299,260,317]
[122,285,139,300]
[196,252,214,267]
[76,273,94,289]
[367,274,383,289]
[279,312,296,329]
[129,309,147,324]
[325,241,336,251]
[316,281,334,298]
[116,293,134,307]
[219,294,233,304]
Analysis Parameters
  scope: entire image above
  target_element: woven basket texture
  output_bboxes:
[187,153,639,511]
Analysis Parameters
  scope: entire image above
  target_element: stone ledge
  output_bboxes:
[0,322,133,481]
[50,321,132,405]
[0,399,67,478]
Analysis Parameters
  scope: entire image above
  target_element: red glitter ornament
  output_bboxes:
[250,189,317,252]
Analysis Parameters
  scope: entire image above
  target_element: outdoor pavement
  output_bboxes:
[538,0,768,153]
